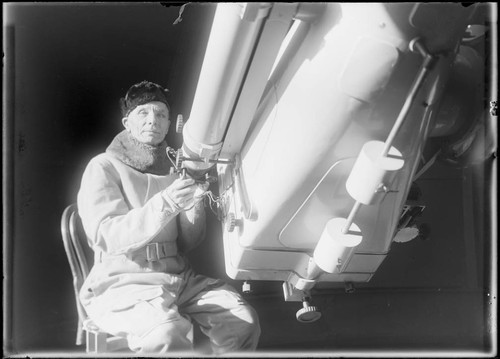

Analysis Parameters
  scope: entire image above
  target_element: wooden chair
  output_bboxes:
[60,204,129,353]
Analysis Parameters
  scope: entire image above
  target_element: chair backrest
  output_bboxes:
[61,203,94,345]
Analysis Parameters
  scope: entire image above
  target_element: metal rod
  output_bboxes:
[380,39,435,157]
[181,156,234,165]
[342,201,362,234]
[340,39,435,235]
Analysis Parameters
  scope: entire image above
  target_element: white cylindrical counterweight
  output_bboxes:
[345,141,404,205]
[313,218,363,273]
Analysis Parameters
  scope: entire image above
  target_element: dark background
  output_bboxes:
[4,2,494,356]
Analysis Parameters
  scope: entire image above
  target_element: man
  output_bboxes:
[77,80,260,354]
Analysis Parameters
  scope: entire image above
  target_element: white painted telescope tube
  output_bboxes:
[345,140,404,205]
[313,218,363,273]
[183,3,270,175]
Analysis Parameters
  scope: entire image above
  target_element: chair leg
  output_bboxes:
[76,317,85,346]
[86,329,108,353]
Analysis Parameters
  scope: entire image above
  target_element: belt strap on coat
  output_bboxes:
[95,241,178,263]
[145,241,178,262]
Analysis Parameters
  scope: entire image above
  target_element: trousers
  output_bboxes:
[85,267,261,354]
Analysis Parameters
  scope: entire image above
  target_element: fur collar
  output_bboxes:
[106,130,171,175]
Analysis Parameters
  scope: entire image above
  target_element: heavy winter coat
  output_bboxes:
[77,131,186,315]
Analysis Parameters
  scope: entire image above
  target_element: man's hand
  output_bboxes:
[163,177,210,211]
[163,178,197,210]
[193,181,209,198]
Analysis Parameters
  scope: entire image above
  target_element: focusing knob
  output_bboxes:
[296,301,321,323]
[176,114,184,134]
[226,213,236,232]
[176,148,183,169]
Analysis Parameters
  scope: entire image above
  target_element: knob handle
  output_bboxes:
[242,281,252,294]
[296,301,321,323]
[176,148,184,169]
[226,213,236,232]
[176,114,184,134]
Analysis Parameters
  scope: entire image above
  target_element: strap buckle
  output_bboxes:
[146,242,164,262]
[145,241,177,262]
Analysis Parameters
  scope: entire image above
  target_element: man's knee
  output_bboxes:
[129,319,193,353]
[239,304,261,349]
[219,303,260,351]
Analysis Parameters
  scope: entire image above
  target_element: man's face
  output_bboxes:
[122,101,170,145]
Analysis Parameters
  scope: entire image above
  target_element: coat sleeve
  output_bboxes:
[77,155,179,255]
[177,194,207,253]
